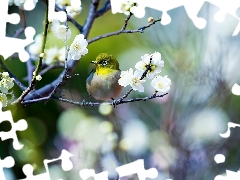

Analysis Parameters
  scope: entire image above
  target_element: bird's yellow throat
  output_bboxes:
[96,68,115,75]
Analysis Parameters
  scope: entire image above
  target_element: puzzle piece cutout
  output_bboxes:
[215,170,240,180]
[206,0,240,35]
[198,1,239,37]
[22,0,38,11]
[44,149,73,172]
[79,159,157,180]
[79,169,109,180]
[111,0,240,35]
[232,83,240,95]
[213,122,240,180]
[0,0,35,62]
[48,0,67,22]
[214,154,225,164]
[0,102,28,150]
[20,164,51,180]
[20,149,73,180]
[0,0,67,62]
[147,0,207,29]
[0,156,15,180]
[116,159,158,180]
[219,122,240,138]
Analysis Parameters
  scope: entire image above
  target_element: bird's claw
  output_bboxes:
[111,98,118,108]
[81,99,87,107]
[81,95,91,107]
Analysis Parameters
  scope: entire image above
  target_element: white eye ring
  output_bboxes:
[102,60,108,66]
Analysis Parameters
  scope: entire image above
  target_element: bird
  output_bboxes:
[86,53,123,101]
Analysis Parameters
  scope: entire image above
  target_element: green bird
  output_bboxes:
[86,53,123,101]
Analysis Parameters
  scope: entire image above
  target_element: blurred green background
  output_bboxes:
[1,1,240,180]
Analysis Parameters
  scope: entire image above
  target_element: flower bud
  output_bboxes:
[39,53,44,58]
[148,17,154,23]
[36,75,42,81]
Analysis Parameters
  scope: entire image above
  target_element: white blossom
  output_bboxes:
[51,20,71,40]
[0,82,9,94]
[58,47,66,62]
[135,52,164,79]
[29,34,43,58]
[0,72,14,93]
[44,46,66,64]
[1,72,10,78]
[66,5,82,18]
[110,0,145,18]
[130,70,145,92]
[68,34,88,60]
[120,1,135,15]
[118,68,145,92]
[45,46,59,65]
[36,75,42,81]
[118,68,133,87]
[0,93,7,107]
[56,0,71,8]
[56,0,82,17]
[151,75,171,93]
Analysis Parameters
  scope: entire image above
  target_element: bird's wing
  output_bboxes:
[86,68,96,85]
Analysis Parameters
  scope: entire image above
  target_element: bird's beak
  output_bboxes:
[91,61,97,64]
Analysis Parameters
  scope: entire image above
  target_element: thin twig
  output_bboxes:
[82,0,100,38]
[22,3,160,105]
[14,9,26,38]
[0,56,26,91]
[12,2,49,105]
[55,5,83,32]
[118,88,133,101]
[114,55,153,103]
[21,66,69,105]
[95,0,111,18]
[22,93,168,106]
[122,13,132,31]
[39,63,64,76]
[22,20,70,105]
[22,54,157,107]
[88,29,143,44]
[22,0,102,101]
[88,18,161,44]
[26,59,34,85]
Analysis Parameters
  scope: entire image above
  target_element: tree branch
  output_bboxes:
[23,0,101,102]
[87,17,161,44]
[39,63,64,76]
[21,92,168,106]
[21,2,161,107]
[122,13,132,30]
[22,53,158,107]
[12,2,49,105]
[95,0,111,18]
[14,9,26,38]
[55,5,83,33]
[0,56,26,91]
[82,0,100,38]
[26,59,34,86]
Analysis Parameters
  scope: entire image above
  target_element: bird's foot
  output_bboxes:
[111,98,118,108]
[81,95,91,107]
[81,99,86,107]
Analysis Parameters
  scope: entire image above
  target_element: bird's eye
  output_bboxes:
[101,60,108,66]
